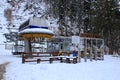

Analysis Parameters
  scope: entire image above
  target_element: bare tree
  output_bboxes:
[4,8,13,24]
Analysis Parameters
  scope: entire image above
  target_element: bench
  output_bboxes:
[65,51,78,64]
[22,51,78,64]
[22,52,51,63]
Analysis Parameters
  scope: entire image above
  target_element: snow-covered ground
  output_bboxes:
[0,37,120,80]
[0,48,120,80]
[0,1,120,80]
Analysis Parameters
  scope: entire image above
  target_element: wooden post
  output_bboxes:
[78,39,81,63]
[50,58,53,63]
[24,39,32,53]
[95,39,97,61]
[28,39,32,53]
[78,48,81,63]
[100,40,102,60]
[14,40,18,53]
[60,57,63,63]
[90,39,93,61]
[37,59,40,63]
[73,58,77,64]
[102,39,104,60]
[22,53,25,63]
[84,39,87,62]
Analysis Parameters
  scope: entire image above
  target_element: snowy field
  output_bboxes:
[0,1,119,80]
[0,47,120,80]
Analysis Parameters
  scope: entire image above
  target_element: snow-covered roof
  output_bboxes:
[19,25,54,35]
[19,28,54,35]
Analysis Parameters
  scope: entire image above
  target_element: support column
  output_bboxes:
[102,39,104,60]
[90,39,93,61]
[14,40,18,53]
[78,49,81,62]
[25,39,32,53]
[84,39,87,62]
[95,39,97,61]
[78,39,81,62]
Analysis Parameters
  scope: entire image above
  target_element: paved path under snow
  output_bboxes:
[0,62,9,80]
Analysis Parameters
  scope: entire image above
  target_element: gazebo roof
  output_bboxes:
[19,25,54,39]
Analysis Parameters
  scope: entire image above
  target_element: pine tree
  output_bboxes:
[92,0,120,53]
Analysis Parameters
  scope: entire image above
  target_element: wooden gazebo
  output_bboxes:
[18,16,54,54]
[19,25,54,53]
